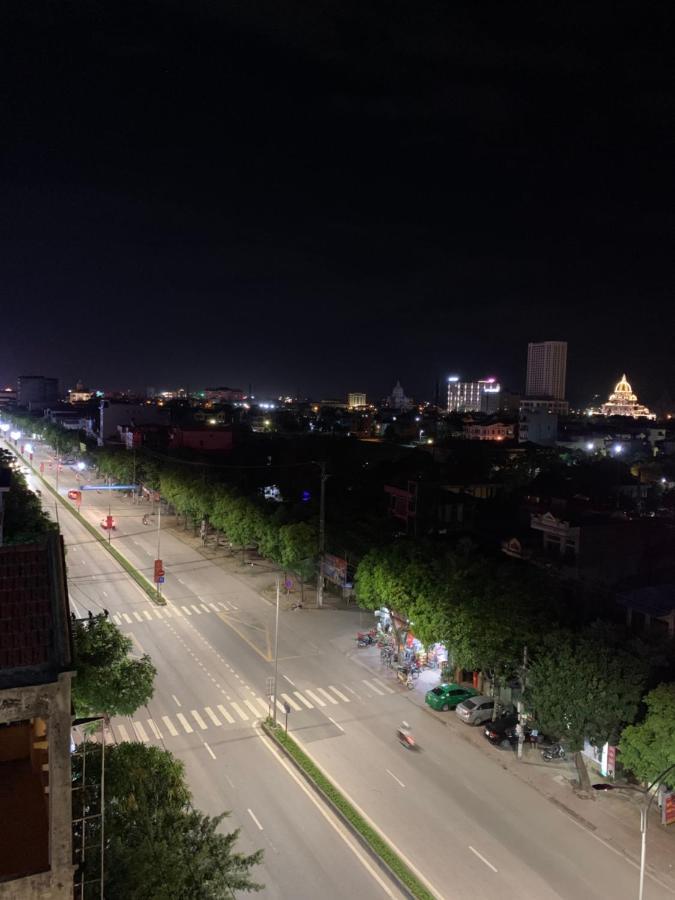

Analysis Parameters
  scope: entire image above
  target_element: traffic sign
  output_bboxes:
[153,559,165,582]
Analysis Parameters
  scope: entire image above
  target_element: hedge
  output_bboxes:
[263,720,436,900]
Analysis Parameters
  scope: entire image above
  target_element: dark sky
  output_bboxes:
[1,1,673,405]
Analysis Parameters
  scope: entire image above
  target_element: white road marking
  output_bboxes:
[469,846,498,873]
[328,716,344,732]
[133,721,149,743]
[244,699,261,717]
[122,613,132,624]
[148,719,162,739]
[190,605,202,615]
[200,604,210,613]
[142,610,152,620]
[317,687,338,705]
[162,716,178,736]
[191,710,208,730]
[293,691,313,709]
[203,741,216,760]
[176,713,194,733]
[112,614,121,625]
[373,678,395,694]
[163,607,173,617]
[230,603,238,610]
[152,608,163,618]
[283,674,296,686]
[172,606,183,616]
[231,702,249,721]
[203,707,221,726]
[181,606,192,616]
[247,808,264,831]
[133,611,143,622]
[304,689,326,707]
[386,769,405,788]
[116,724,130,742]
[217,704,235,724]
[208,603,219,612]
[281,693,302,711]
[218,601,229,610]
[328,685,350,702]
[362,679,384,696]
[172,694,182,707]
[102,591,107,597]
[130,634,145,655]
[254,697,270,716]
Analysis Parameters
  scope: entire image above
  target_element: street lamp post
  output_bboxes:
[272,577,280,724]
[316,461,327,608]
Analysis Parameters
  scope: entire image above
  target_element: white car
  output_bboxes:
[455,695,498,726]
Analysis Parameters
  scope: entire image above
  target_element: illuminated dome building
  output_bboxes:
[588,374,655,419]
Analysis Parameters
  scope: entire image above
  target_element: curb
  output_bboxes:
[261,720,436,900]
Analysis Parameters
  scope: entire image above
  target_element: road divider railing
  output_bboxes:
[18,447,165,605]
[262,719,436,900]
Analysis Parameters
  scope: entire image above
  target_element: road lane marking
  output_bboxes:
[176,713,194,733]
[217,704,235,724]
[133,721,149,742]
[328,716,344,732]
[362,679,384,696]
[469,846,498,873]
[317,688,338,705]
[230,603,238,610]
[254,697,270,716]
[181,606,192,616]
[293,691,313,709]
[172,606,183,616]
[130,634,145,655]
[208,603,219,612]
[133,611,143,622]
[162,716,178,736]
[283,674,296,686]
[247,809,263,831]
[163,607,173,617]
[203,741,216,760]
[122,613,132,624]
[218,601,229,610]
[112,614,121,625]
[199,604,210,613]
[304,689,326,707]
[204,707,222,726]
[142,610,152,620]
[190,605,202,615]
[191,710,208,730]
[385,769,405,788]
[281,693,302,711]
[373,678,395,694]
[116,725,130,742]
[244,699,261,717]
[152,608,162,618]
[148,719,162,739]
[172,694,182,707]
[231,702,249,721]
[328,685,350,702]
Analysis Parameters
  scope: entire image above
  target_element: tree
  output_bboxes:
[619,683,675,788]
[1,461,58,544]
[74,743,262,899]
[526,632,647,787]
[72,614,156,717]
[278,521,316,581]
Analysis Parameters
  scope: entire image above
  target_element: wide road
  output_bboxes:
[14,438,675,900]
[8,440,403,900]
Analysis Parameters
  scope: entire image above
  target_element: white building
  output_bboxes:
[447,377,501,413]
[347,392,367,408]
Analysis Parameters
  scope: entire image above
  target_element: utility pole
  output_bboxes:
[316,461,327,608]
[517,645,528,760]
[273,577,280,724]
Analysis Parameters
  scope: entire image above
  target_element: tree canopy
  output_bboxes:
[72,614,156,717]
[619,683,675,788]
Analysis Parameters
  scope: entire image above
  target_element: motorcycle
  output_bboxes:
[541,743,566,761]
[396,728,417,750]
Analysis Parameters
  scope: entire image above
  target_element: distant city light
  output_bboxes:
[426,438,434,445]
[447,376,460,382]
[613,443,623,454]
[661,477,667,484]
[586,442,594,451]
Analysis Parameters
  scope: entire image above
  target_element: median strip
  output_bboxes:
[262,719,436,900]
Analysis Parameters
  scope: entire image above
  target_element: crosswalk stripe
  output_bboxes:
[162,716,178,736]
[117,724,130,742]
[208,603,220,613]
[191,710,208,730]
[148,719,162,739]
[244,699,260,717]
[172,606,183,617]
[231,702,249,721]
[204,707,222,727]
[142,610,152,620]
[133,721,149,742]
[152,608,163,618]
[281,693,302,711]
[112,614,121,625]
[122,613,132,624]
[181,606,192,616]
[293,691,313,709]
[254,697,270,716]
[200,603,210,613]
[373,677,395,694]
[133,611,143,622]
[218,601,229,610]
[317,688,338,705]
[329,685,350,702]
[190,605,202,615]
[217,704,235,724]
[176,713,194,733]
[304,689,326,707]
[363,679,385,696]
[163,607,173,617]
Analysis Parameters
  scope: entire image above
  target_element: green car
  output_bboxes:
[425,683,478,712]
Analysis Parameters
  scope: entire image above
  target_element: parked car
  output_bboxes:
[455,695,500,726]
[483,712,519,745]
[425,683,478,712]
[67,489,80,500]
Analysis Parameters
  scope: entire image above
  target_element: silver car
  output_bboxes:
[455,695,496,726]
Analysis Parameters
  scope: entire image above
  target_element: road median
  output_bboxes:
[262,718,436,900]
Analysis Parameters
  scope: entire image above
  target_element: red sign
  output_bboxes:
[105,515,114,530]
[153,559,165,582]
[663,791,675,826]
[40,462,45,473]
[606,745,616,777]
[29,453,33,462]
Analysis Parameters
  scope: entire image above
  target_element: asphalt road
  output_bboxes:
[12,439,675,900]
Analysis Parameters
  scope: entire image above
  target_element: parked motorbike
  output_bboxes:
[541,743,566,761]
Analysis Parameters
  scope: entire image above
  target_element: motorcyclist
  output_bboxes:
[397,721,413,745]
[142,514,149,526]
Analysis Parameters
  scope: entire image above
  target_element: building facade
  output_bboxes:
[447,377,501,413]
[17,377,59,409]
[347,392,367,409]
[525,341,567,400]
[463,420,515,441]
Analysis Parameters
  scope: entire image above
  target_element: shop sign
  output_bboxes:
[662,792,675,826]
[323,553,347,586]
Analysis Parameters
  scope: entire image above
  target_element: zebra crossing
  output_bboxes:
[109,677,396,745]
[110,598,238,626]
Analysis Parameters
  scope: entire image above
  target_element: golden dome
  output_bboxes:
[613,374,632,394]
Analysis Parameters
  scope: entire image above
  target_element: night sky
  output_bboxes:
[2,2,673,405]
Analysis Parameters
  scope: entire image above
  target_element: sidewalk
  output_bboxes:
[354,643,675,895]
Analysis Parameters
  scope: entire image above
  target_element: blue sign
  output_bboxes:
[156,576,165,584]
[80,484,139,491]
[301,490,311,502]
